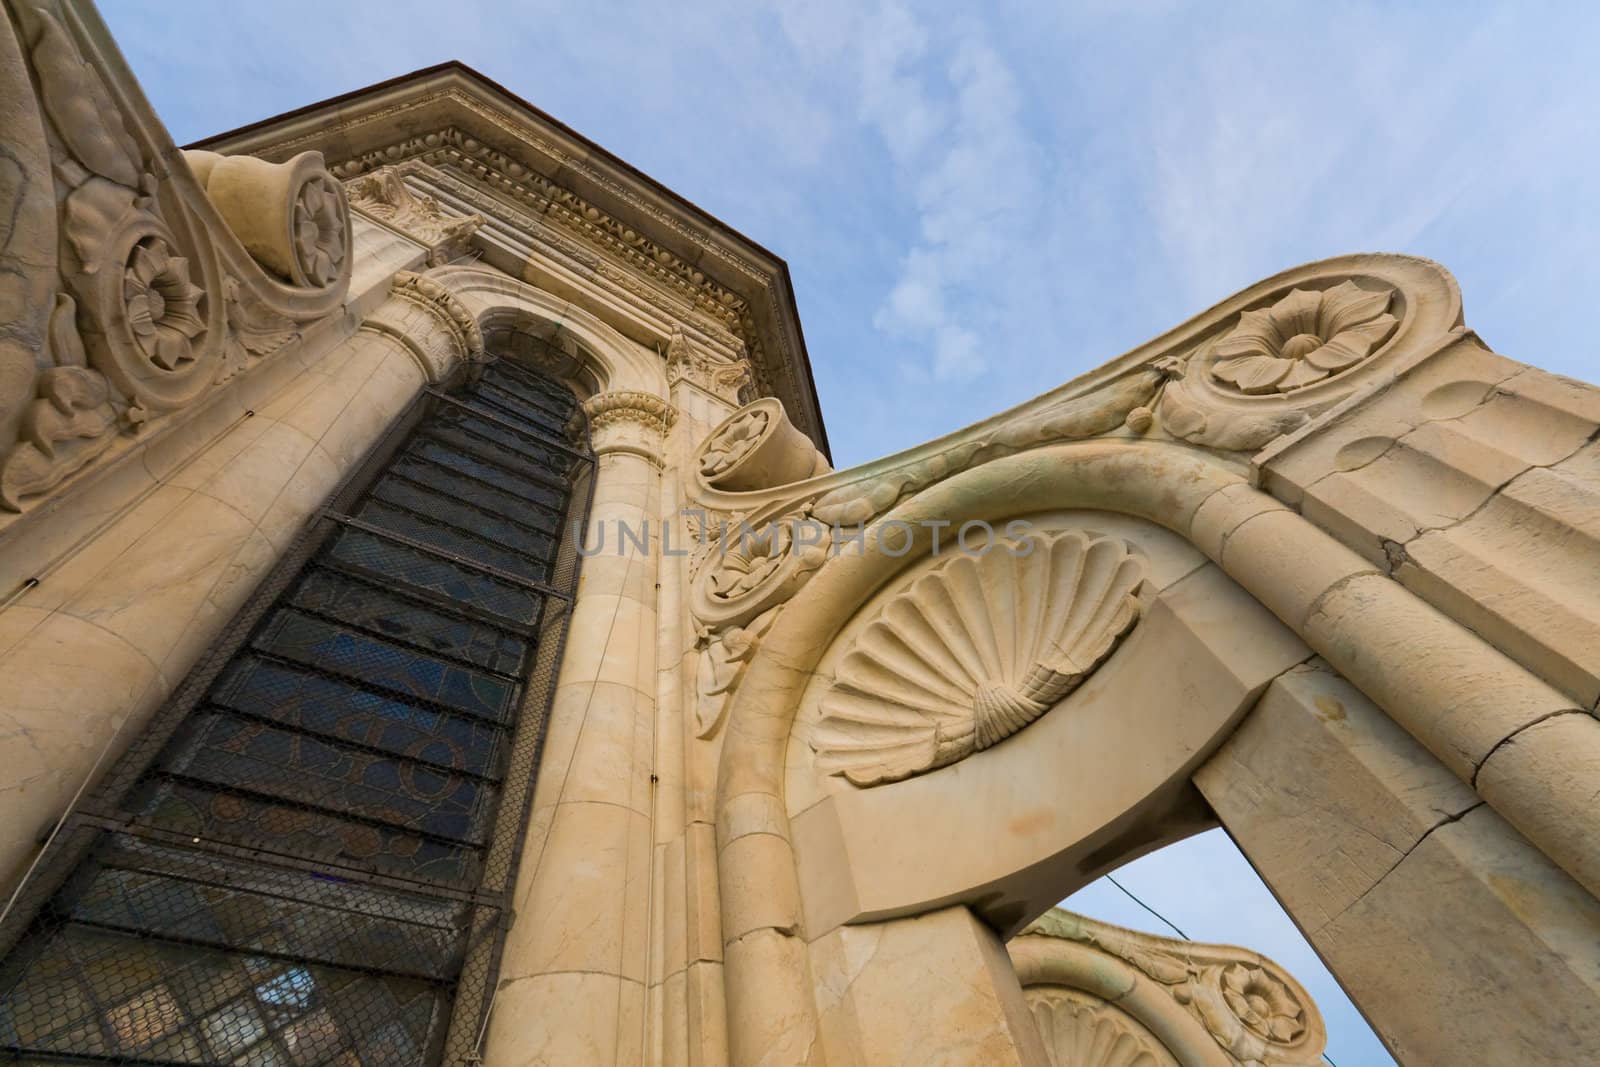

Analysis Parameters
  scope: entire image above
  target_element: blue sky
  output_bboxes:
[103,2,1600,1063]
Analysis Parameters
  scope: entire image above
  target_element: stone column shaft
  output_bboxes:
[486,392,673,1067]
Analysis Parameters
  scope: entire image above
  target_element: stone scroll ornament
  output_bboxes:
[1015,908,1328,1067]
[0,0,350,512]
[697,396,830,492]
[812,531,1146,786]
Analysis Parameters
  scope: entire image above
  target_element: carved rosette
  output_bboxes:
[1209,282,1397,396]
[1146,258,1460,453]
[812,530,1146,785]
[1012,908,1328,1067]
[696,397,830,492]
[581,390,676,462]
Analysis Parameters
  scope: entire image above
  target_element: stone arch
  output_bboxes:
[427,264,669,400]
[713,424,1600,1063]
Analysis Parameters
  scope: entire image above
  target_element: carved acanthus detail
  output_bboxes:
[666,324,753,404]
[694,606,779,739]
[580,390,676,462]
[1014,908,1328,1067]
[346,162,483,265]
[0,1,351,514]
[581,390,676,435]
[810,371,1160,528]
[0,297,115,509]
[812,531,1145,786]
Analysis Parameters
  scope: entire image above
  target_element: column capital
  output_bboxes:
[583,389,677,462]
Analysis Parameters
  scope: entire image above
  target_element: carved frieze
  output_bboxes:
[812,531,1146,785]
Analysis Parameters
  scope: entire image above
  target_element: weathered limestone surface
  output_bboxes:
[3,6,1600,1066]
[1197,661,1600,1064]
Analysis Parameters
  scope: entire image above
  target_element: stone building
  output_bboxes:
[1,3,1598,1065]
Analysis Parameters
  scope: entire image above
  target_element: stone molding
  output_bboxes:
[389,269,486,360]
[1011,907,1328,1067]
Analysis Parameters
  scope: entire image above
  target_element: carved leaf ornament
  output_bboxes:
[813,531,1146,785]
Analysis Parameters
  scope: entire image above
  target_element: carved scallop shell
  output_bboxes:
[812,530,1145,786]
[1028,989,1177,1067]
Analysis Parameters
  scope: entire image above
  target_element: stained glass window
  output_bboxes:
[0,355,591,1065]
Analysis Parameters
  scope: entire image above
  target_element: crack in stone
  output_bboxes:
[1323,800,1485,929]
[1469,707,1592,789]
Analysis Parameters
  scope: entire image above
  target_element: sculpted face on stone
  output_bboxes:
[1211,281,1397,395]
[813,530,1146,785]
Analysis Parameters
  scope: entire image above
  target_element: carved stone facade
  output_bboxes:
[2,6,1599,1067]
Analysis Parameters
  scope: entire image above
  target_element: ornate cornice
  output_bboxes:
[189,68,828,456]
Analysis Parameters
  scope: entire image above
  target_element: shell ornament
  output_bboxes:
[813,530,1146,786]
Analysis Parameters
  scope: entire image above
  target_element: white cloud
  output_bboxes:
[781,2,1047,383]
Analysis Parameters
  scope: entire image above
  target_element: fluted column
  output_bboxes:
[486,390,675,1067]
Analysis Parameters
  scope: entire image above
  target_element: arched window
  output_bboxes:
[0,353,592,1065]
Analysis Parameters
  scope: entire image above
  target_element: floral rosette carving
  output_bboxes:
[701,407,769,479]
[123,239,207,371]
[690,502,828,631]
[1144,262,1462,453]
[184,149,351,292]
[292,174,347,286]
[1210,281,1397,395]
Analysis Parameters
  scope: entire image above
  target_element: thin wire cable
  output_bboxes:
[1101,874,1340,1067]
[1105,874,1189,940]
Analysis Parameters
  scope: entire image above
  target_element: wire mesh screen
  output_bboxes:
[0,356,592,1065]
